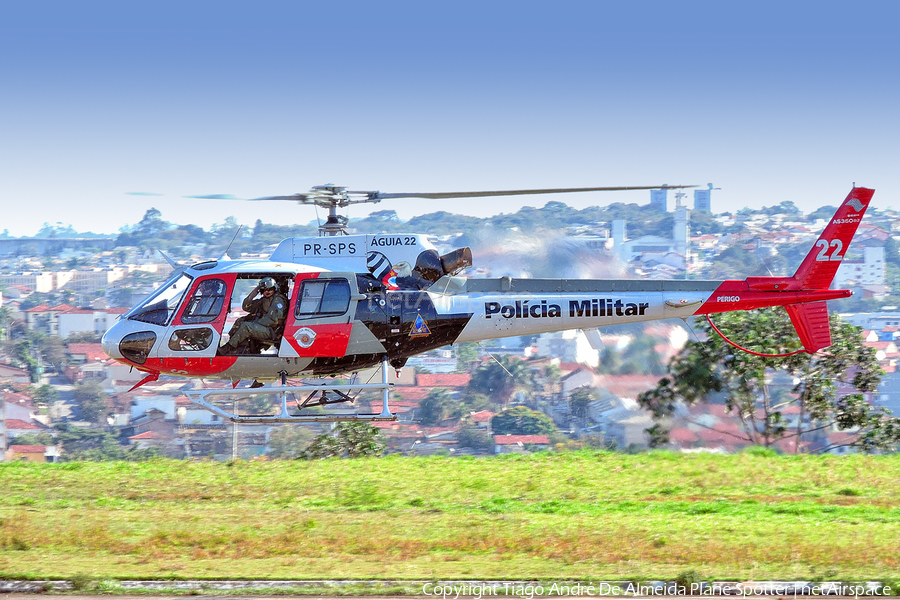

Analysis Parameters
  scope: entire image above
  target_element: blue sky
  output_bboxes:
[1,1,898,236]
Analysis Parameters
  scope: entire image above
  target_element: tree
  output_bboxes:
[467,356,533,407]
[136,208,167,237]
[459,391,498,413]
[638,308,898,453]
[109,287,135,308]
[598,335,666,376]
[54,424,159,461]
[9,431,54,446]
[244,395,274,415]
[455,342,479,373]
[884,237,900,266]
[301,423,386,459]
[33,384,59,407]
[763,200,801,216]
[66,331,101,343]
[72,380,109,424]
[456,421,494,452]
[267,425,316,459]
[543,363,562,390]
[569,387,594,424]
[491,406,556,436]
[0,305,16,341]
[5,337,41,382]
[418,388,453,426]
[34,334,67,373]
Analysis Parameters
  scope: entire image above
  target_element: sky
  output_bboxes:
[1,1,899,237]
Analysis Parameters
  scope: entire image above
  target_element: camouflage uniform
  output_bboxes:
[223,289,289,351]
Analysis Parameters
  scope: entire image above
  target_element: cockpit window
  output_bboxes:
[181,279,227,324]
[295,279,351,319]
[126,272,194,326]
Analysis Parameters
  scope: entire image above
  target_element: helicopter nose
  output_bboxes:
[101,325,124,360]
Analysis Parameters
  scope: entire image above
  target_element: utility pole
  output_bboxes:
[1,393,6,462]
[231,400,238,460]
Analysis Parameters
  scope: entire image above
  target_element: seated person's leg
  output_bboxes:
[221,321,273,354]
[227,316,246,338]
[245,321,273,345]
[222,321,255,353]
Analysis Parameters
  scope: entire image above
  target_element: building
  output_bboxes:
[673,205,690,258]
[649,188,667,212]
[0,237,115,258]
[23,305,128,337]
[493,434,550,454]
[4,444,60,462]
[537,330,600,368]
[834,246,884,287]
[0,272,54,293]
[0,364,30,384]
[612,210,691,268]
[693,184,716,212]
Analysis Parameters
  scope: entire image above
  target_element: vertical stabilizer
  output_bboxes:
[791,187,874,290]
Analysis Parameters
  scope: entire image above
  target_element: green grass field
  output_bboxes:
[0,451,898,582]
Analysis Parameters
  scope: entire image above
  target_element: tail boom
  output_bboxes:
[694,286,851,316]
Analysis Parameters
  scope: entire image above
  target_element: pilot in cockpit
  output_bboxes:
[218,277,288,355]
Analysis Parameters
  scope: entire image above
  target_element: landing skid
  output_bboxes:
[183,357,397,423]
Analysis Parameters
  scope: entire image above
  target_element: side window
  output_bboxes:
[295,279,351,319]
[168,328,214,352]
[182,279,227,324]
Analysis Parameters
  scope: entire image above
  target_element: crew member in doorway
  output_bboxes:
[219,277,288,354]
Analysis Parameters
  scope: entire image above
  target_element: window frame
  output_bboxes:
[181,278,228,324]
[126,273,194,327]
[294,278,352,320]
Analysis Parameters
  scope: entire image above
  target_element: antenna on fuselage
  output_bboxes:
[220,225,242,260]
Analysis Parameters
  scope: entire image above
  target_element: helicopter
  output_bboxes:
[100,184,874,424]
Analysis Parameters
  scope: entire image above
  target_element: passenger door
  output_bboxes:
[280,272,359,357]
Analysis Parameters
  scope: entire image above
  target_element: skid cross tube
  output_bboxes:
[184,358,396,423]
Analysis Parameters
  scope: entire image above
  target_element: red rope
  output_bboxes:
[705,314,812,358]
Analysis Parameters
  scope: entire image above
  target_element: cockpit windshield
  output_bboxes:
[125,272,194,326]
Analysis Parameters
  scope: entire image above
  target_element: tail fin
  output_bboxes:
[787,187,873,352]
[791,187,875,290]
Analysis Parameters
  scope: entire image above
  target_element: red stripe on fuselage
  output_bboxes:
[137,356,239,377]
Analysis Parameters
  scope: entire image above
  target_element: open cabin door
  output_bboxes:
[279,272,359,358]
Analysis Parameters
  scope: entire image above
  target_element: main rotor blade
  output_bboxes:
[185,194,247,200]
[247,195,312,201]
[366,185,696,200]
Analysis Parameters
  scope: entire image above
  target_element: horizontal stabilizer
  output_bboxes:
[785,301,831,352]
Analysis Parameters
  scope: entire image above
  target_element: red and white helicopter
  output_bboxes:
[101,184,874,423]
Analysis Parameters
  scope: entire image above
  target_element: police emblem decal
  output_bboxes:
[296,327,317,348]
[410,314,431,337]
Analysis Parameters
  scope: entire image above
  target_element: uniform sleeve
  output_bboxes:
[242,292,259,313]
